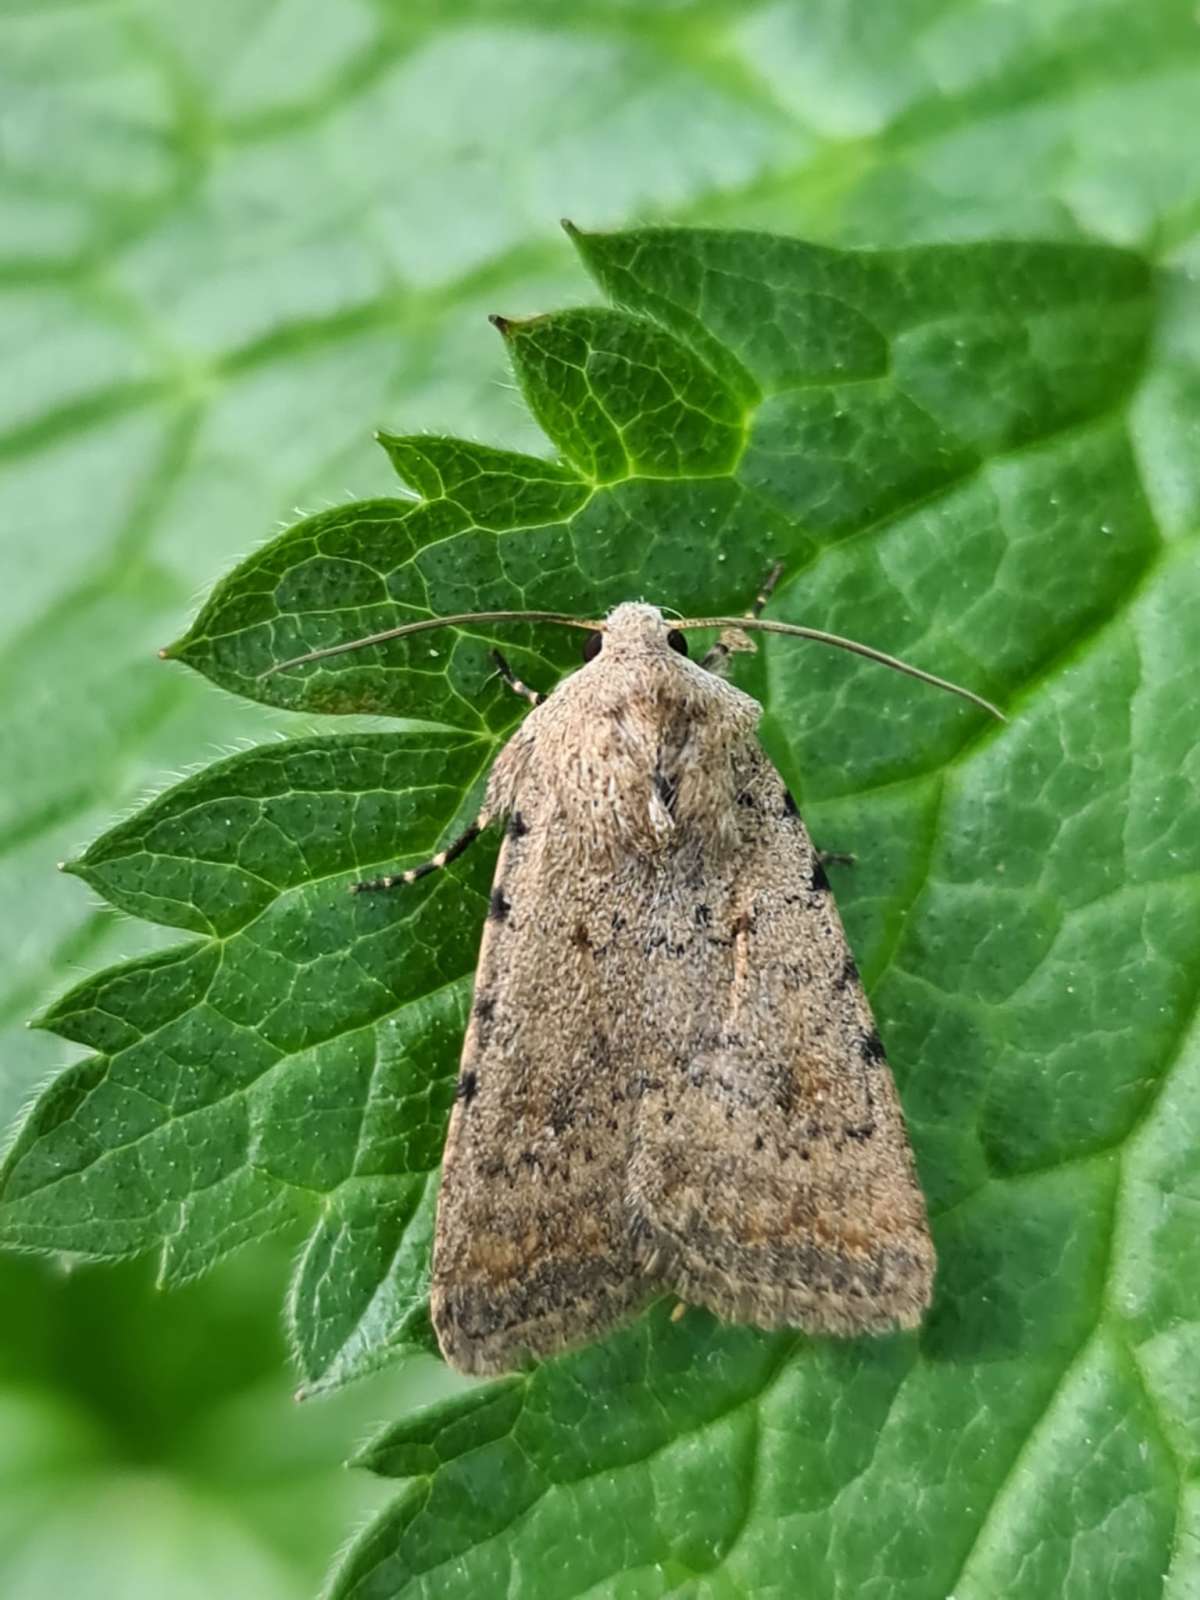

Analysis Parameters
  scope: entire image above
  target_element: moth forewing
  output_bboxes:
[430,802,649,1375]
[423,602,935,1375]
[626,743,935,1335]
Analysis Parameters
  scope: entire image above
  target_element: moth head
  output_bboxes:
[589,603,689,661]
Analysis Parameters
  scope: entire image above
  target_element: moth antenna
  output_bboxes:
[677,616,1006,721]
[258,611,601,679]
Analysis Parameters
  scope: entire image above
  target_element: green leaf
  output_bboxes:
[8,209,1200,1600]
[493,307,750,481]
[7,4,1200,1595]
[4,731,492,1392]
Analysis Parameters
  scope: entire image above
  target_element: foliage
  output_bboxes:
[4,3,1200,1597]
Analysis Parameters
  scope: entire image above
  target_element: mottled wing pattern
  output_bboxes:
[628,748,935,1334]
[430,768,650,1376]
[430,606,934,1374]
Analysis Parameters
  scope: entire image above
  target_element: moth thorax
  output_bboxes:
[562,711,746,860]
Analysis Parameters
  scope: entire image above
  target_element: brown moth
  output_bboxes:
[268,580,1002,1375]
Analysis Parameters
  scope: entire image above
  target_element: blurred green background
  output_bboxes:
[3,2,1198,1594]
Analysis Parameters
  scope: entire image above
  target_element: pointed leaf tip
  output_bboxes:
[25,1005,51,1033]
[489,313,512,335]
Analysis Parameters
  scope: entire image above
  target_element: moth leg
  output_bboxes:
[817,850,857,870]
[702,559,786,674]
[349,813,490,894]
[489,648,543,707]
[748,558,786,619]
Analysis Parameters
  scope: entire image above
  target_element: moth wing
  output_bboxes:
[628,755,935,1335]
[430,791,646,1376]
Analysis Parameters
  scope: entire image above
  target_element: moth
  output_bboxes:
[269,576,1002,1375]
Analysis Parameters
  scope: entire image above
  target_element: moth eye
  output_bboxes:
[666,629,689,657]
[582,631,603,662]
